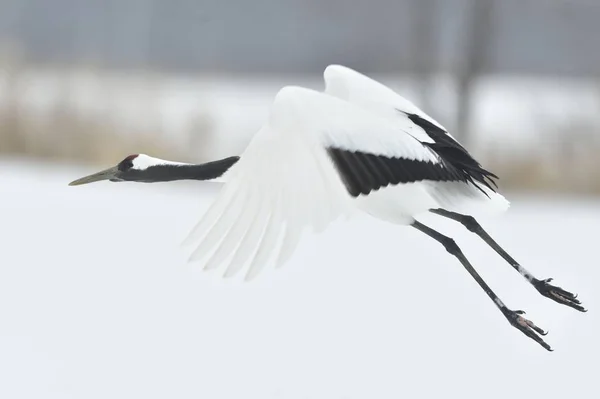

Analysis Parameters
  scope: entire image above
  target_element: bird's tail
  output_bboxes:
[425,181,510,217]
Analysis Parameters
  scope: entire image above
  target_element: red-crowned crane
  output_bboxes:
[69,65,585,351]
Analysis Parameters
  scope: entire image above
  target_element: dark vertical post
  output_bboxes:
[409,0,437,114]
[455,0,494,146]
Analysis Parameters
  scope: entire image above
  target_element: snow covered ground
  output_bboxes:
[1,158,598,399]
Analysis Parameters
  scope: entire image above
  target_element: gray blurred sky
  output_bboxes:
[1,0,600,76]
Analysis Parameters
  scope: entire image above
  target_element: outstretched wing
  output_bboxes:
[323,64,499,195]
[183,86,443,280]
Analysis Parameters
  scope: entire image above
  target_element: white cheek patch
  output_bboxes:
[131,154,189,171]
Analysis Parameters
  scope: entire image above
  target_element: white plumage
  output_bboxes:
[324,64,446,136]
[183,66,509,281]
[68,64,585,351]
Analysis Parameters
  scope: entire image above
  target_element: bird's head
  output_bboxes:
[68,154,172,186]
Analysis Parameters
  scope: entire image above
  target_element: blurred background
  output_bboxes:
[2,1,600,399]
[2,0,600,193]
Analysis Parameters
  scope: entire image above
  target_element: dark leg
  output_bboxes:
[431,208,585,312]
[412,220,552,351]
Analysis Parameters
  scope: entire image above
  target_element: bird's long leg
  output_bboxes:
[412,220,552,351]
[430,208,586,312]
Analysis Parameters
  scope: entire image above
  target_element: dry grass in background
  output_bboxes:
[0,106,187,166]
[480,116,600,195]
[0,50,211,166]
[2,55,600,195]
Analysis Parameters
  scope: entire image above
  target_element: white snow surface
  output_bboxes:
[0,158,598,399]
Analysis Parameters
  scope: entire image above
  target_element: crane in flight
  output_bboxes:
[69,64,585,351]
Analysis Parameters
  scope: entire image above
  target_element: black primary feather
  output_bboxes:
[404,112,499,196]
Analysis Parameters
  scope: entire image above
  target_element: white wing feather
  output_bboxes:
[184,86,442,280]
[323,64,459,142]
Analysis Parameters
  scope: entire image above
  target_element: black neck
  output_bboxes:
[125,156,240,183]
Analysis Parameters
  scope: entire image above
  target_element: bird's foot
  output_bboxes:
[533,278,586,312]
[503,308,552,351]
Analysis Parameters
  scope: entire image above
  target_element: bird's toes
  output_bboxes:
[503,308,553,351]
[534,278,586,312]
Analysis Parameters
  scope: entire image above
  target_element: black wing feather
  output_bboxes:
[327,147,466,198]
[405,113,499,195]
[326,112,500,198]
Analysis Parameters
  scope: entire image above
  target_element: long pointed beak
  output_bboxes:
[68,166,119,186]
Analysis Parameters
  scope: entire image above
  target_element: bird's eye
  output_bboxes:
[118,155,138,171]
[118,161,133,171]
